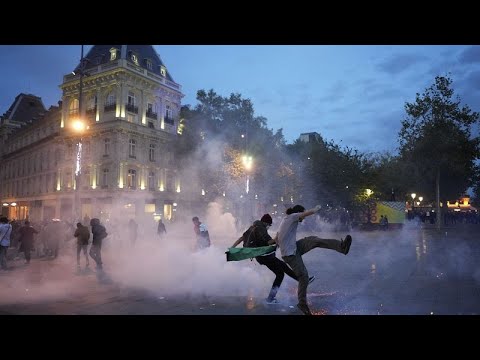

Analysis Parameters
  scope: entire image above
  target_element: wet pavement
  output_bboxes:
[1,226,479,315]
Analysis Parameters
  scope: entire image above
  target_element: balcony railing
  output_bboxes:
[104,103,116,112]
[164,116,174,125]
[146,111,157,120]
[126,104,138,114]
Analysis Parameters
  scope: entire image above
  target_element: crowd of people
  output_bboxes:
[1,206,354,316]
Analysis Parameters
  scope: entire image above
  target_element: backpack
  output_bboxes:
[242,226,259,248]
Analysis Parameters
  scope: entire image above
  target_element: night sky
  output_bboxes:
[1,45,479,153]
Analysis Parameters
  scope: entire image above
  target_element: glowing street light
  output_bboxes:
[419,196,423,202]
[72,44,88,222]
[411,193,416,212]
[242,155,253,194]
[242,155,253,171]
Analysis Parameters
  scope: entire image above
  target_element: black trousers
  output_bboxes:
[255,254,298,289]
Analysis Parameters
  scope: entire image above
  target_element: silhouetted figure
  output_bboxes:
[192,216,210,250]
[74,222,90,269]
[18,221,38,264]
[89,218,108,270]
[157,219,166,239]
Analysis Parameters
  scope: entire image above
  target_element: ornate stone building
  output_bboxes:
[1,45,184,222]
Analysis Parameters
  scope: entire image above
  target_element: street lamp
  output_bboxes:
[365,188,373,224]
[72,45,87,222]
[241,154,254,225]
[242,155,253,194]
[411,193,416,213]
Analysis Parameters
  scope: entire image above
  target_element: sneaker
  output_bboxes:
[265,298,279,304]
[297,303,312,315]
[341,235,352,255]
[308,276,316,284]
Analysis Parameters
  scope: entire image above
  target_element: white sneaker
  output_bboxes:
[265,298,280,304]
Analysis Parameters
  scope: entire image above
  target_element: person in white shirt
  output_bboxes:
[275,205,352,315]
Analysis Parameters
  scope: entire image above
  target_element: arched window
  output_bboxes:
[127,169,137,189]
[69,99,79,115]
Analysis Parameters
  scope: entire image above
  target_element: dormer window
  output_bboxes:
[146,59,153,70]
[160,66,166,77]
[109,48,117,61]
[131,53,139,65]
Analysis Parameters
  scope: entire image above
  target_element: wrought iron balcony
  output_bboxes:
[146,110,157,119]
[126,104,138,114]
[104,103,116,112]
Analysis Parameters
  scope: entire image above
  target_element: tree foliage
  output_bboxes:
[398,75,480,203]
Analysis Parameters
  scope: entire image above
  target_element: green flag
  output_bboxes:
[225,245,277,262]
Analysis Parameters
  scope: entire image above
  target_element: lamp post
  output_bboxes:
[73,45,87,222]
[365,188,373,224]
[411,193,416,214]
[242,154,253,224]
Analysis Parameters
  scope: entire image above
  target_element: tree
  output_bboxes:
[399,75,480,228]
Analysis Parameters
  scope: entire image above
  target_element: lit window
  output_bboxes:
[69,99,79,115]
[132,54,139,65]
[160,66,166,77]
[127,169,137,189]
[110,48,117,61]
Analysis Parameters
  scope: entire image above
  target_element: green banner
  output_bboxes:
[225,245,277,262]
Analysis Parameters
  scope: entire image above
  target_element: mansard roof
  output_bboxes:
[75,45,175,82]
[1,93,46,123]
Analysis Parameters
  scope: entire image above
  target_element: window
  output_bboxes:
[149,144,155,162]
[87,95,97,112]
[127,169,137,189]
[129,139,136,158]
[110,48,117,61]
[105,93,115,106]
[165,105,173,124]
[131,54,139,65]
[146,60,152,70]
[69,99,79,115]
[146,102,157,120]
[148,171,155,190]
[104,93,116,112]
[160,66,166,77]
[102,168,109,188]
[127,91,138,114]
[104,138,110,156]
[128,91,136,106]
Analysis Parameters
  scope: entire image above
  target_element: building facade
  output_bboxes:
[1,45,185,223]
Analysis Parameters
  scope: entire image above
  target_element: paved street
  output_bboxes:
[1,225,479,315]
